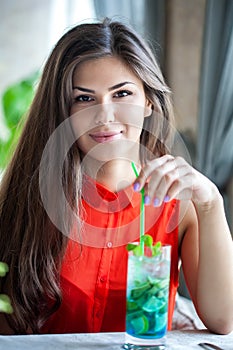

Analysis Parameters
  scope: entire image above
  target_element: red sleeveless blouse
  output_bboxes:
[41,176,180,333]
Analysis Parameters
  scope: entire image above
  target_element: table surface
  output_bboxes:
[0,330,232,349]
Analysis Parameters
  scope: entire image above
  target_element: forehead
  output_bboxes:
[72,56,143,87]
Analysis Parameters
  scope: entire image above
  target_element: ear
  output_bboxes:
[144,99,153,118]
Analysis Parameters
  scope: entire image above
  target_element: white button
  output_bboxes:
[107,241,112,248]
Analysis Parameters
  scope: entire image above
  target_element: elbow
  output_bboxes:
[196,301,233,335]
[204,318,233,335]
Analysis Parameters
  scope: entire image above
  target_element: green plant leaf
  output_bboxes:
[0,263,13,314]
[0,124,23,170]
[0,294,13,314]
[2,71,39,128]
[0,262,9,277]
[0,71,39,171]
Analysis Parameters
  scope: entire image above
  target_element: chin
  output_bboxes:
[81,141,138,162]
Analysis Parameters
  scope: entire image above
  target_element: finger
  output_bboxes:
[150,164,191,206]
[147,163,179,201]
[166,174,194,202]
[133,155,175,192]
[143,182,151,205]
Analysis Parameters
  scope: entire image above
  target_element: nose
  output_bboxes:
[94,103,115,125]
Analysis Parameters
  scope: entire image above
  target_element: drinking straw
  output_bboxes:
[131,162,145,254]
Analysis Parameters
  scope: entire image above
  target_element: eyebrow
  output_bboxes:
[73,81,135,93]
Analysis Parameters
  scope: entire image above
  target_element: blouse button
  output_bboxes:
[106,241,112,248]
[100,276,107,283]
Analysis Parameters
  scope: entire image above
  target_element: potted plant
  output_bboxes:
[0,70,39,172]
[0,71,39,314]
[0,262,13,314]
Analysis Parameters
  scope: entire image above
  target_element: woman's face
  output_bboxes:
[70,56,152,162]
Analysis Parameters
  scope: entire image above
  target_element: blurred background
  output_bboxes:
[0,0,232,234]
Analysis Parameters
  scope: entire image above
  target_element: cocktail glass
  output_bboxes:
[124,245,171,349]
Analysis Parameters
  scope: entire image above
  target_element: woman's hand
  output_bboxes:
[133,155,220,207]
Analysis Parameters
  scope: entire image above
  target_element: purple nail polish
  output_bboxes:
[153,198,160,207]
[133,182,140,191]
[164,195,170,203]
[144,195,150,205]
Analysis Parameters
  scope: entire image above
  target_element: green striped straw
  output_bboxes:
[131,162,145,254]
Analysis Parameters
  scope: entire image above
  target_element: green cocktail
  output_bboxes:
[125,245,171,349]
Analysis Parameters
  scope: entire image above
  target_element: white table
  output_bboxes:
[0,330,232,349]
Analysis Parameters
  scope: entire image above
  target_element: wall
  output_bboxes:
[165,0,206,143]
[0,0,51,138]
[0,0,95,140]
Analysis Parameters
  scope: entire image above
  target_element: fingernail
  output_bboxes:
[133,182,140,191]
[164,195,170,203]
[153,198,160,207]
[144,195,150,205]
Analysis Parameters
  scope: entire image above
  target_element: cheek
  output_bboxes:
[70,111,93,139]
[75,135,88,153]
[126,126,143,144]
[116,104,146,127]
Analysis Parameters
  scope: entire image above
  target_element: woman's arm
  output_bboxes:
[180,194,233,334]
[134,155,233,334]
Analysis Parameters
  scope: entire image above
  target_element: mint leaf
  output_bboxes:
[126,243,138,251]
[126,236,162,257]
[141,234,153,248]
[152,241,162,257]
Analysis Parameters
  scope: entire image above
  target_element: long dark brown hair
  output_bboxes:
[0,18,174,333]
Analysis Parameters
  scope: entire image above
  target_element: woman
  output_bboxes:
[0,18,233,335]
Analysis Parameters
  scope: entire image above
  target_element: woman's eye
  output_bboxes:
[74,95,93,102]
[114,90,133,98]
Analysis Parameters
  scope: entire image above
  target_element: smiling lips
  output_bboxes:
[89,130,123,143]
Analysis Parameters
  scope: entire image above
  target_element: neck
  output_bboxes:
[83,158,140,192]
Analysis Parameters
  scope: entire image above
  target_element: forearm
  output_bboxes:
[194,193,233,334]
